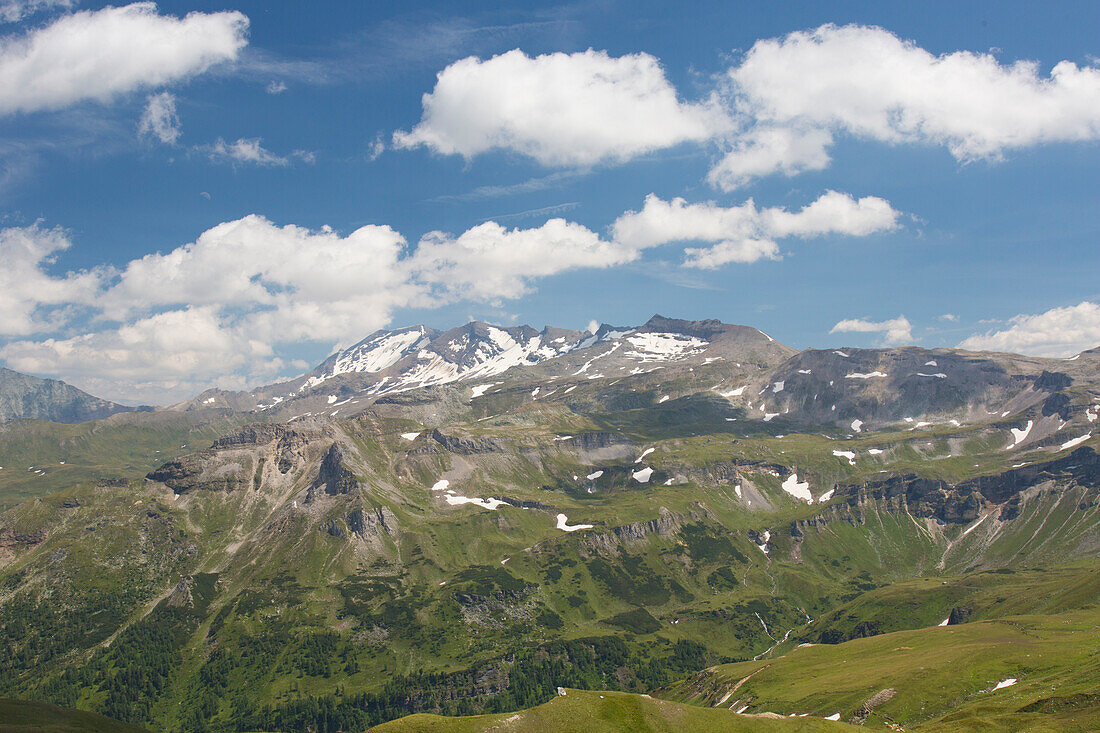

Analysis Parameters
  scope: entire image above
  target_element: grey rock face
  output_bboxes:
[309,444,360,498]
[0,367,136,424]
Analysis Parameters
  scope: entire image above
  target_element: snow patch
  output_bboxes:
[938,617,950,626]
[993,678,1018,691]
[1005,420,1033,450]
[962,513,989,536]
[400,432,421,441]
[782,474,812,503]
[851,419,863,433]
[586,470,604,480]
[444,493,506,510]
[772,381,785,393]
[556,513,593,532]
[832,450,856,466]
[632,467,654,483]
[834,350,850,357]
[635,447,655,463]
[845,371,888,379]
[1060,433,1091,451]
[430,480,450,492]
[917,372,947,378]
[469,382,497,398]
[720,386,747,397]
[867,448,884,455]
[658,395,670,403]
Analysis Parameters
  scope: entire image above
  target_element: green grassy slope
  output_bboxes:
[0,410,247,508]
[0,699,147,732]
[660,605,1100,732]
[368,688,853,732]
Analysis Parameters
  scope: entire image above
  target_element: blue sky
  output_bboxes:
[2,0,1099,403]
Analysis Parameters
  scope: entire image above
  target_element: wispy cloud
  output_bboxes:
[432,170,584,202]
[481,202,580,222]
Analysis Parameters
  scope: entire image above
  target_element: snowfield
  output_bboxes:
[622,332,707,362]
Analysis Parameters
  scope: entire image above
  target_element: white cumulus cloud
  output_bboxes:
[411,218,636,301]
[831,316,914,345]
[395,27,1100,187]
[393,48,730,167]
[713,24,1100,187]
[0,2,248,116]
[707,126,833,190]
[0,224,103,336]
[959,302,1100,357]
[611,190,900,269]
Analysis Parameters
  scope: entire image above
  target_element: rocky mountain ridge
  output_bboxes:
[0,367,139,424]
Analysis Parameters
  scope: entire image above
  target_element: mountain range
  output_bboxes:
[0,315,1098,732]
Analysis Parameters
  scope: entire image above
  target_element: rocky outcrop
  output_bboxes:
[308,444,360,499]
[454,587,538,629]
[958,446,1099,504]
[611,507,679,541]
[850,688,897,725]
[212,423,320,474]
[806,447,1099,533]
[947,605,972,625]
[430,429,503,454]
[347,506,398,538]
[570,432,630,450]
[0,527,47,563]
[165,577,195,608]
[582,507,680,555]
[409,429,503,455]
[837,474,981,524]
[496,497,556,512]
[147,453,253,493]
[147,423,331,493]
